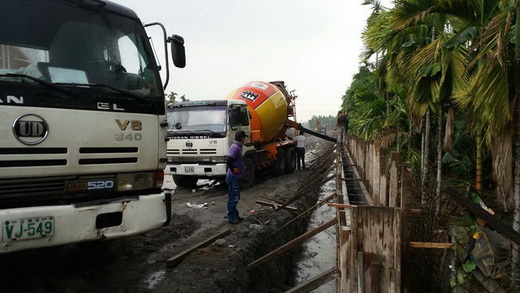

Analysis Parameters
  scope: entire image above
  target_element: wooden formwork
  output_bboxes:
[334,136,411,292]
[338,206,402,293]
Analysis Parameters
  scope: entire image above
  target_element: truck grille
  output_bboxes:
[0,147,139,168]
[0,148,68,167]
[0,176,68,198]
[168,148,217,155]
[78,147,138,165]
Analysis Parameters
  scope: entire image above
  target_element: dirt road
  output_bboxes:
[1,136,334,293]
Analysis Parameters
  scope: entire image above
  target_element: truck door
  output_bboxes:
[229,104,251,143]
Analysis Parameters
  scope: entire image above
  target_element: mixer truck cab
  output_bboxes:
[166,81,299,189]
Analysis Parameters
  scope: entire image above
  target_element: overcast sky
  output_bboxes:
[112,0,393,122]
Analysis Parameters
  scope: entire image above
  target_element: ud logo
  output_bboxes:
[185,141,193,148]
[12,114,49,145]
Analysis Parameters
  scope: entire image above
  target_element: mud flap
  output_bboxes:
[163,191,172,226]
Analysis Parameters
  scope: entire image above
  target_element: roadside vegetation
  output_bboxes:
[342,0,520,289]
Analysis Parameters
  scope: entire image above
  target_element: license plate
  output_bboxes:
[3,216,54,242]
[184,166,195,173]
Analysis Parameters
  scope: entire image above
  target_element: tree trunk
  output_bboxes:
[476,128,482,192]
[436,108,443,214]
[513,61,520,282]
[512,10,520,279]
[421,111,431,204]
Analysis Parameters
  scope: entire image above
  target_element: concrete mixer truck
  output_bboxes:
[165,81,300,189]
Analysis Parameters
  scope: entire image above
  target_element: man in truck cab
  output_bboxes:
[226,130,248,224]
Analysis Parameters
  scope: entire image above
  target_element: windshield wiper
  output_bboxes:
[54,82,145,101]
[195,129,225,137]
[0,73,77,97]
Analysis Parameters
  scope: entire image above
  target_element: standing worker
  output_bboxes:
[336,110,346,143]
[343,111,349,136]
[226,130,248,224]
[294,130,306,170]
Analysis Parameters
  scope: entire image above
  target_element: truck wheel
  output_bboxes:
[286,147,296,173]
[272,149,287,176]
[173,176,198,188]
[241,157,255,190]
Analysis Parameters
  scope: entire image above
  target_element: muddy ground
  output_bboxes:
[0,136,334,293]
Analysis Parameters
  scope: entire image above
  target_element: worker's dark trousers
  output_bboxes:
[226,174,241,221]
[296,147,305,169]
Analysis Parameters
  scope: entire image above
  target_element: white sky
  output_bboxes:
[113,0,393,122]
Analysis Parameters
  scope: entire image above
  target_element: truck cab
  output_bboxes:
[0,0,184,253]
[165,100,251,187]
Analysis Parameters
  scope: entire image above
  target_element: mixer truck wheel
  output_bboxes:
[241,157,255,190]
[286,147,297,173]
[272,149,287,176]
[173,176,198,188]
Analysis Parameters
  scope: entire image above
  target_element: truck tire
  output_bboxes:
[272,149,287,177]
[241,157,255,190]
[173,176,198,188]
[286,147,296,174]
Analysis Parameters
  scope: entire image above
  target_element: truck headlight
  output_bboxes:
[211,156,227,163]
[117,172,155,191]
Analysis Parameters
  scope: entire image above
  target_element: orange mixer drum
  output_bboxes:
[227,81,288,143]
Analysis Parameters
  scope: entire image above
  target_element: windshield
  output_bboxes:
[167,106,227,134]
[0,0,161,98]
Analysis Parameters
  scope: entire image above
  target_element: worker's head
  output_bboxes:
[235,130,248,144]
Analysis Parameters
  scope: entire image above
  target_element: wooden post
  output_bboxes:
[357,251,364,293]
[389,152,400,207]
[373,142,381,205]
[370,261,382,293]
[379,156,388,207]
[401,164,412,293]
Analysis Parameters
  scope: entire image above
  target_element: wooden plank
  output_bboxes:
[328,203,353,209]
[260,195,285,204]
[446,187,520,245]
[341,178,362,181]
[285,268,339,293]
[256,200,298,211]
[247,218,337,270]
[410,242,453,249]
[272,193,336,236]
[166,229,234,267]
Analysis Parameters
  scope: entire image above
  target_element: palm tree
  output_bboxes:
[390,0,520,281]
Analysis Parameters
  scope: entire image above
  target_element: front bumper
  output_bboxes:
[0,193,170,253]
[164,163,227,177]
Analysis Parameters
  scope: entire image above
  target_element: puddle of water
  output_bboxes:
[144,270,166,289]
[293,174,337,292]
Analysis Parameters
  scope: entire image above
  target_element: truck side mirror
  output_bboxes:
[169,34,186,68]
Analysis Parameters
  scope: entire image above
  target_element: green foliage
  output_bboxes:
[165,92,188,105]
[307,115,336,132]
[461,260,476,273]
